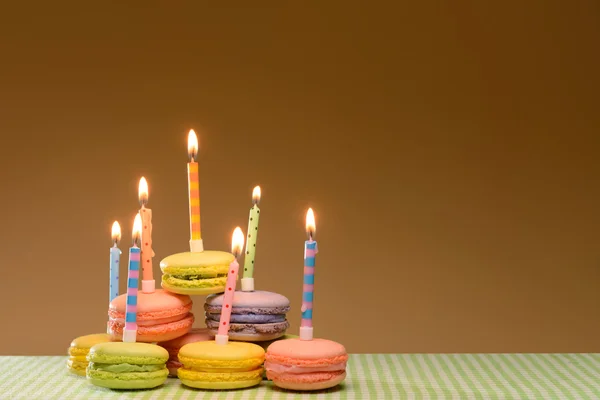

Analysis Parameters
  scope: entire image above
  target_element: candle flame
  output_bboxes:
[132,213,143,247]
[138,177,149,206]
[252,186,261,205]
[111,221,121,245]
[305,208,316,239]
[188,129,198,161]
[231,227,245,258]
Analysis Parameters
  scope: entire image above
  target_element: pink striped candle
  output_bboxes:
[123,213,143,343]
[300,208,318,341]
[215,227,245,345]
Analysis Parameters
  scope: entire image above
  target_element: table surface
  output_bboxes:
[1,354,599,399]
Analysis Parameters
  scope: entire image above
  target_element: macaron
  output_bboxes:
[160,250,235,295]
[67,333,113,376]
[205,290,290,341]
[257,334,298,352]
[86,342,169,389]
[265,338,348,391]
[157,328,213,376]
[178,341,265,389]
[108,289,194,342]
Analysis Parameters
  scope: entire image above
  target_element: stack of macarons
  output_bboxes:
[67,333,112,376]
[86,342,169,389]
[160,250,235,295]
[177,341,265,389]
[157,328,212,376]
[108,289,194,342]
[204,290,290,342]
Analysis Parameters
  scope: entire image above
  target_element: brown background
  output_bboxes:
[0,2,599,355]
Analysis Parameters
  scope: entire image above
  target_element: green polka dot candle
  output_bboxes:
[241,186,261,291]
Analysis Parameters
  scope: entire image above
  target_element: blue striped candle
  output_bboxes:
[300,208,318,341]
[123,247,140,342]
[301,240,317,328]
[123,214,142,343]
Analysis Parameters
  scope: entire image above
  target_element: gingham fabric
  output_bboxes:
[1,354,599,399]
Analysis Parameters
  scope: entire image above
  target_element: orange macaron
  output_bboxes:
[265,338,348,391]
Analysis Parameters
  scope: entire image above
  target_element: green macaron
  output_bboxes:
[86,342,169,389]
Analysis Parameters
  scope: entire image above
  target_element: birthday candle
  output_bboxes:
[300,208,318,341]
[241,186,261,291]
[187,129,203,252]
[138,177,155,293]
[123,213,142,343]
[109,221,122,302]
[215,227,245,345]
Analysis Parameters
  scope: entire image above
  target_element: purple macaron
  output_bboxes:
[204,290,290,342]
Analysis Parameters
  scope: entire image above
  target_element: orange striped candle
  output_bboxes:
[187,129,202,251]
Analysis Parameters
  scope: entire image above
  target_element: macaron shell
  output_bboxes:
[178,367,263,387]
[206,290,290,308]
[108,312,194,342]
[160,250,235,269]
[270,371,346,391]
[109,289,192,317]
[179,341,264,370]
[158,328,213,351]
[88,342,169,364]
[67,359,88,376]
[206,329,286,342]
[69,333,113,351]
[266,338,347,361]
[87,370,168,389]
[179,376,262,390]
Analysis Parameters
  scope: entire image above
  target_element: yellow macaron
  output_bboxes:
[67,333,112,376]
[178,340,265,389]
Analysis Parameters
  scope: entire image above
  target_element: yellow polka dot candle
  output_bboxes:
[187,129,203,252]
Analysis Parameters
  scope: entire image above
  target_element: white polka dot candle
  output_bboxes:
[215,227,245,345]
[138,177,155,293]
[241,186,261,292]
[300,208,318,341]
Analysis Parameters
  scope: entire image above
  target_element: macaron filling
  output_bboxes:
[88,362,165,373]
[162,273,227,289]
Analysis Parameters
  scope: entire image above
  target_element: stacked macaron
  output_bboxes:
[160,251,235,295]
[157,328,212,376]
[204,290,290,342]
[265,338,348,390]
[67,333,112,376]
[108,289,194,342]
[87,342,169,389]
[178,341,265,389]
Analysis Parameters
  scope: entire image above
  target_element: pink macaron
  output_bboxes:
[157,328,213,376]
[265,338,348,391]
[108,289,194,342]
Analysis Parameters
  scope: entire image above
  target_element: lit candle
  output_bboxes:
[241,186,261,291]
[300,208,318,341]
[109,221,122,302]
[138,177,155,293]
[187,129,203,252]
[215,227,245,345]
[123,213,143,343]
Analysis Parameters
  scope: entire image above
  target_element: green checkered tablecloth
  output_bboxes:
[1,354,599,399]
